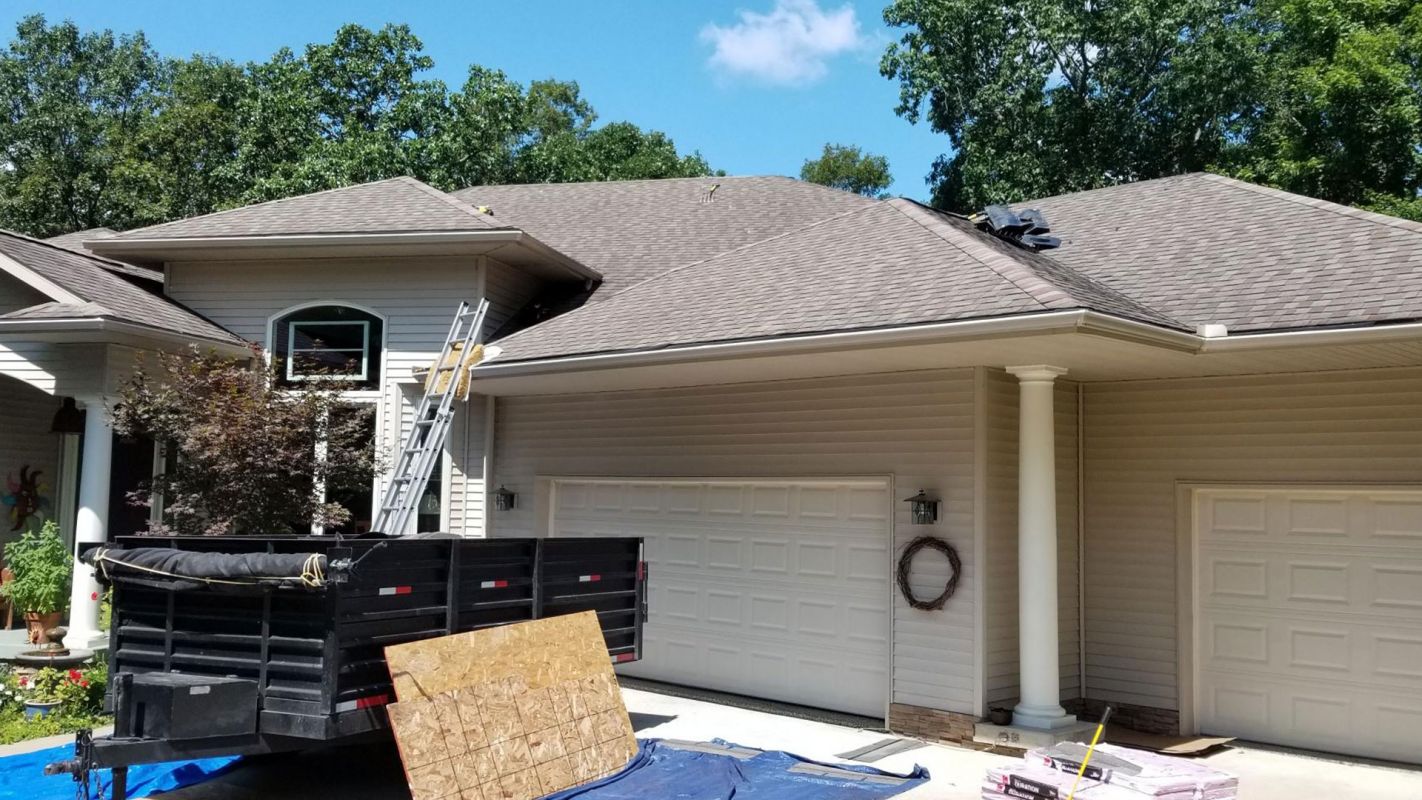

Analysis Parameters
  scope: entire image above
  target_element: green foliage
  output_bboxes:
[110,348,382,535]
[800,144,894,198]
[881,0,1422,215]
[0,16,715,237]
[0,663,109,743]
[1,521,69,614]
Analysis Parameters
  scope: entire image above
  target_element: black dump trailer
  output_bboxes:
[48,534,646,798]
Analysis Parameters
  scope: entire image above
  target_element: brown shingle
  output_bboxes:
[1021,172,1422,331]
[113,177,505,240]
[454,176,874,295]
[486,199,1177,363]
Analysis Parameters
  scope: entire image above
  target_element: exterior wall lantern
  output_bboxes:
[50,397,86,434]
[493,485,517,512]
[904,490,939,525]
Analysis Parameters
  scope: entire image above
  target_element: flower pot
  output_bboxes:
[23,611,63,645]
[988,707,1013,726]
[23,699,61,720]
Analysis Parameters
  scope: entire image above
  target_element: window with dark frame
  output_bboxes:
[272,305,384,390]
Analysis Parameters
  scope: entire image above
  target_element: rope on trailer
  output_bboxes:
[90,547,328,588]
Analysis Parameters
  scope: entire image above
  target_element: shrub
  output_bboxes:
[110,347,381,535]
[1,521,70,613]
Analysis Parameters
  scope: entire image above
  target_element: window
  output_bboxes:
[272,305,383,390]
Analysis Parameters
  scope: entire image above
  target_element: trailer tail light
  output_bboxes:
[336,693,390,713]
[578,574,601,583]
[378,586,412,596]
[612,653,636,664]
[637,561,645,581]
[479,580,509,589]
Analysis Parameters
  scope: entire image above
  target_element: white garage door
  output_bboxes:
[550,478,891,717]
[1195,488,1422,762]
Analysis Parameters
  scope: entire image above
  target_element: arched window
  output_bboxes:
[271,304,384,390]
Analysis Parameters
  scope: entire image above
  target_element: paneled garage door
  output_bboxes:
[550,478,892,717]
[1194,488,1422,762]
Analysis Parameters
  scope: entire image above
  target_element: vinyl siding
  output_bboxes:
[0,377,60,547]
[491,369,980,713]
[982,369,1081,709]
[1082,366,1422,711]
[165,256,527,535]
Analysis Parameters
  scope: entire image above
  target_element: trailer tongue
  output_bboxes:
[47,534,646,799]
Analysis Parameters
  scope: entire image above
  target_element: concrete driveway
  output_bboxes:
[49,686,1421,800]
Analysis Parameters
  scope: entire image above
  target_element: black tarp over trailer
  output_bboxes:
[51,534,645,797]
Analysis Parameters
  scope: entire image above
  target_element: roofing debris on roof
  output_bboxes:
[972,206,1061,250]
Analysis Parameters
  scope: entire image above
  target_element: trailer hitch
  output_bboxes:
[43,728,108,800]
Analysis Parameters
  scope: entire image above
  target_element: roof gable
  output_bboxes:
[113,177,504,241]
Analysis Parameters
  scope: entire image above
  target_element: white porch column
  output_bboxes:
[66,397,112,647]
[1006,365,1075,730]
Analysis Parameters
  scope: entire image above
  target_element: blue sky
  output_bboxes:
[0,1,947,199]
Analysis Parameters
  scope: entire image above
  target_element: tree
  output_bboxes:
[0,15,164,236]
[0,17,716,237]
[880,0,1265,210]
[110,348,380,536]
[800,143,893,197]
[1226,0,1422,211]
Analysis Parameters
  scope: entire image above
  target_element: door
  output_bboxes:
[1194,487,1422,762]
[550,478,892,717]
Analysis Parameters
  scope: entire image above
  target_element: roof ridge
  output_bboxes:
[488,201,889,351]
[393,176,504,227]
[1016,172,1204,207]
[889,199,1075,311]
[1196,173,1422,236]
[454,175,785,193]
[113,176,428,239]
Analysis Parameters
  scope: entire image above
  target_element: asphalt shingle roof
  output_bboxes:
[1021,173,1422,332]
[454,176,874,294]
[487,198,1179,363]
[43,227,161,282]
[113,177,505,240]
[0,231,244,345]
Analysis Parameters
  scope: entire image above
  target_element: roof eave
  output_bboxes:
[474,310,1200,378]
[88,230,603,282]
[0,316,252,356]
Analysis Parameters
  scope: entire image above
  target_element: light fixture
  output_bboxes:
[904,490,939,525]
[493,485,517,511]
[50,397,85,435]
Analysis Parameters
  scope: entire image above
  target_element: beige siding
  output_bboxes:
[982,370,1081,709]
[0,377,60,547]
[492,369,980,713]
[165,256,530,535]
[1082,367,1422,711]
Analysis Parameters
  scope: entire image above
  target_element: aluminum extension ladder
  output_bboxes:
[372,299,488,535]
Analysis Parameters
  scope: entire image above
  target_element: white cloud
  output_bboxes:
[700,0,864,86]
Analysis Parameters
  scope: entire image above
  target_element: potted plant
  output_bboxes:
[1,521,70,644]
[16,667,65,719]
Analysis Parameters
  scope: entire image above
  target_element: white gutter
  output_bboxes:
[473,310,1201,378]
[0,316,252,356]
[1199,319,1422,351]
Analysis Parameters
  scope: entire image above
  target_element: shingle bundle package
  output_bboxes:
[984,742,1237,800]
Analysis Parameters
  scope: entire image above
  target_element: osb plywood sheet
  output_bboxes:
[387,610,612,699]
[384,612,638,800]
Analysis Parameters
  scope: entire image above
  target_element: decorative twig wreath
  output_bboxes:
[896,535,962,611]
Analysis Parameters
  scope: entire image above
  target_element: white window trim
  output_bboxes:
[285,319,371,382]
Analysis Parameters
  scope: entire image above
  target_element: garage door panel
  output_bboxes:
[1197,488,1422,762]
[553,478,890,717]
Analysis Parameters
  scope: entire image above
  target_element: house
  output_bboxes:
[0,172,1418,763]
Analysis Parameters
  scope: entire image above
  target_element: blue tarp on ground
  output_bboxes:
[546,739,930,800]
[0,742,239,800]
